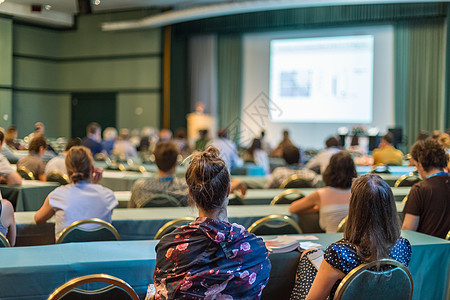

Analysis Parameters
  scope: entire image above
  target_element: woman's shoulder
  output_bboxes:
[389,237,412,266]
[324,239,361,273]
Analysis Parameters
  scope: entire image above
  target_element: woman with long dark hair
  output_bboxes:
[290,174,411,300]
[149,146,271,299]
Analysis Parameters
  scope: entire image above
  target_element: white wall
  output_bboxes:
[241,25,394,149]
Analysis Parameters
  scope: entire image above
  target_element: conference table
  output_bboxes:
[0,230,447,300]
[0,181,59,211]
[15,203,406,246]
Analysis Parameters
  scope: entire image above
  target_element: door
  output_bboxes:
[71,93,117,139]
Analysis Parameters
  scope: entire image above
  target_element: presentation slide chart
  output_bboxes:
[270,35,374,123]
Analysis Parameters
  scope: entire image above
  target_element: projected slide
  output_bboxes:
[270,35,374,123]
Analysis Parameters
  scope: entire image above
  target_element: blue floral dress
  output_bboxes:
[290,237,412,300]
[152,217,271,299]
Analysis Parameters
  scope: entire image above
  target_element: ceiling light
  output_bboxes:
[44,4,51,10]
[93,0,100,5]
[0,0,5,4]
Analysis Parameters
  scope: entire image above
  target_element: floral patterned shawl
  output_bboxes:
[152,217,271,299]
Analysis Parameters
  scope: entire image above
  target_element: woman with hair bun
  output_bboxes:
[149,146,271,300]
[35,146,117,240]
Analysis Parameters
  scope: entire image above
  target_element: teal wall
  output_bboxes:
[7,10,162,138]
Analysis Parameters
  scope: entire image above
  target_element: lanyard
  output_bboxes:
[427,172,449,179]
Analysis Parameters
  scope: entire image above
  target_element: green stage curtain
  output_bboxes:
[395,19,445,151]
[217,34,242,143]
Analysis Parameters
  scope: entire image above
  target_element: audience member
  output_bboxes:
[81,122,104,156]
[5,126,22,150]
[17,136,47,181]
[45,138,81,176]
[272,129,294,157]
[158,128,173,143]
[372,132,403,166]
[0,129,20,163]
[25,121,45,144]
[0,191,16,246]
[305,136,341,174]
[402,138,450,239]
[112,128,137,160]
[416,130,430,141]
[0,131,22,185]
[266,145,317,188]
[173,128,190,156]
[149,146,270,299]
[138,127,158,152]
[208,128,243,169]
[194,129,209,151]
[347,135,366,156]
[34,146,117,240]
[101,127,117,155]
[290,175,411,300]
[243,138,270,174]
[260,130,272,154]
[129,142,188,207]
[289,152,357,233]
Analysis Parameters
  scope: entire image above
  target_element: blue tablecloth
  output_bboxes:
[0,181,59,211]
[0,231,447,300]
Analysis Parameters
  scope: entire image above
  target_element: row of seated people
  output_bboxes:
[1,145,417,299]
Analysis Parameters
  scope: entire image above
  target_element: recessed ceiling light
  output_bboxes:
[44,4,51,10]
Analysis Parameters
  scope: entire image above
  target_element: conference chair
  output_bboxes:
[47,274,139,300]
[248,215,302,235]
[394,174,421,187]
[56,218,120,244]
[402,196,408,203]
[370,165,390,174]
[333,259,413,300]
[154,217,196,239]
[46,171,70,185]
[446,231,450,241]
[17,166,35,180]
[281,174,317,188]
[0,232,11,247]
[137,194,182,208]
[271,189,305,205]
[337,216,348,233]
[228,193,246,205]
[93,153,112,165]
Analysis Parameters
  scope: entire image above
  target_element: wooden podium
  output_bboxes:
[186,112,216,145]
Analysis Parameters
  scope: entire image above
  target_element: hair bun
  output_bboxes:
[203,146,220,159]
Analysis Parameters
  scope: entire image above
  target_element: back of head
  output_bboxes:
[29,136,47,154]
[437,133,450,149]
[86,122,100,135]
[411,138,448,172]
[0,130,4,143]
[350,135,359,146]
[185,146,230,212]
[65,137,82,152]
[154,142,179,172]
[325,136,339,148]
[416,130,430,141]
[35,122,44,133]
[345,174,400,262]
[199,129,208,139]
[65,146,93,183]
[5,126,17,141]
[119,128,130,140]
[218,128,228,139]
[159,129,173,142]
[175,128,187,139]
[322,152,357,189]
[382,132,394,145]
[103,127,118,141]
[282,145,300,165]
[283,130,289,139]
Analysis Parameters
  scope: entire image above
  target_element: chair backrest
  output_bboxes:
[394,174,422,187]
[446,230,450,241]
[334,259,413,300]
[248,215,303,235]
[0,232,11,247]
[154,217,196,239]
[137,193,182,208]
[336,216,348,233]
[17,166,35,180]
[56,218,120,244]
[271,189,305,205]
[228,193,246,205]
[281,174,316,188]
[46,171,70,185]
[47,273,139,300]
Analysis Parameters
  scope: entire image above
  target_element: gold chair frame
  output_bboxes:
[137,193,182,208]
[154,217,196,240]
[0,232,11,247]
[47,273,139,300]
[17,166,35,180]
[446,231,450,241]
[56,218,120,244]
[394,174,421,188]
[281,174,317,189]
[334,258,413,300]
[270,189,306,205]
[336,216,348,233]
[46,170,70,185]
[248,215,303,234]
